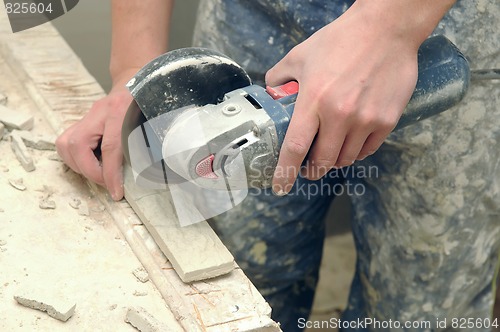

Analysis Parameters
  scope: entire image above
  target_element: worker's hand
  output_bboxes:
[56,71,137,201]
[266,3,421,195]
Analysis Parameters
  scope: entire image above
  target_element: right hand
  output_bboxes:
[56,71,138,201]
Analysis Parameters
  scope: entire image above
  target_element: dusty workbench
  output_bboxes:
[0,9,280,332]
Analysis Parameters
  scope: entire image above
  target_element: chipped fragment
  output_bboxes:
[132,267,150,283]
[78,200,90,216]
[92,204,106,212]
[39,199,56,210]
[125,307,169,332]
[0,105,34,130]
[47,153,63,162]
[36,185,55,196]
[10,131,35,172]
[133,290,148,297]
[0,123,4,138]
[8,178,26,191]
[37,186,56,209]
[11,130,56,151]
[14,294,76,322]
[69,197,81,209]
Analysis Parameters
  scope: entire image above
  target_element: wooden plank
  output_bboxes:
[0,11,281,331]
[123,166,235,282]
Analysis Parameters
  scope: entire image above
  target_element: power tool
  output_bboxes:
[122,35,470,193]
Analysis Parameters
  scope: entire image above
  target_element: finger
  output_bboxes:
[56,132,82,174]
[357,130,390,160]
[335,131,372,168]
[272,100,319,195]
[265,51,299,87]
[71,143,105,186]
[301,122,346,180]
[101,121,124,201]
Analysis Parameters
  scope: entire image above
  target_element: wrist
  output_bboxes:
[109,67,143,92]
[349,0,456,48]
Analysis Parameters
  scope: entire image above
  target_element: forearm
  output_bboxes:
[110,0,174,86]
[348,0,456,49]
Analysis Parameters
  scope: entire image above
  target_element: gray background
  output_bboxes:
[53,0,200,92]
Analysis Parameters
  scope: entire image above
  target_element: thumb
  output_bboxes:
[265,54,297,87]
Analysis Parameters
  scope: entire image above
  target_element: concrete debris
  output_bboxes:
[37,185,55,196]
[47,153,63,162]
[132,267,150,283]
[125,307,169,332]
[78,200,90,216]
[8,178,26,191]
[11,130,56,151]
[39,198,56,210]
[10,131,35,172]
[0,92,7,105]
[14,294,76,322]
[0,105,34,130]
[38,186,56,209]
[69,197,81,209]
[92,204,106,213]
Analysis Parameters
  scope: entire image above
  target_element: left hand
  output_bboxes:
[266,2,420,195]
[56,73,136,201]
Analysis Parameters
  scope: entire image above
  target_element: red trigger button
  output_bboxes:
[266,81,299,100]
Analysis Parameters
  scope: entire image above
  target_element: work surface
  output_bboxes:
[0,11,280,331]
[0,33,173,332]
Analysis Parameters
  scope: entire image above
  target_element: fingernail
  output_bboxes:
[111,189,123,201]
[272,184,287,196]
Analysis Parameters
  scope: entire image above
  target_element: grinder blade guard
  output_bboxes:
[122,48,252,226]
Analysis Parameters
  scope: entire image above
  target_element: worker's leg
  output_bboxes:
[209,176,341,331]
[343,2,500,330]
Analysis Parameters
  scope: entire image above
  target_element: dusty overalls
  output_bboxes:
[193,1,500,330]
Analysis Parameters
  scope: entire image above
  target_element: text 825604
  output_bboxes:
[5,2,53,14]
